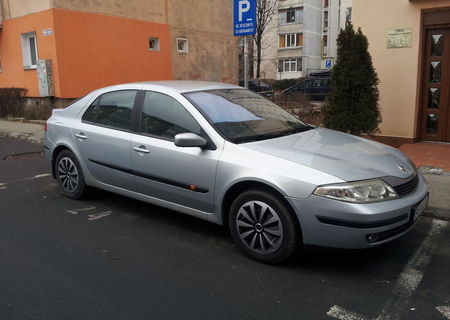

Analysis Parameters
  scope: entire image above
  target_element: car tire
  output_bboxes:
[229,189,301,264]
[55,150,86,200]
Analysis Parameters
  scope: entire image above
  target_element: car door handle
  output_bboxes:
[75,133,87,140]
[133,146,150,154]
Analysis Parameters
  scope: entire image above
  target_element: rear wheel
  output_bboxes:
[229,189,300,264]
[55,150,86,199]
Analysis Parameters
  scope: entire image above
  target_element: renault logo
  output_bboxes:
[397,164,407,173]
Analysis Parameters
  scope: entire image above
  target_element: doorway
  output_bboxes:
[419,10,450,142]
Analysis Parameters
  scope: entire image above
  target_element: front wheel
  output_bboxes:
[229,190,301,264]
[55,150,86,200]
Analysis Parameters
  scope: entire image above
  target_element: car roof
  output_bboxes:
[134,81,242,94]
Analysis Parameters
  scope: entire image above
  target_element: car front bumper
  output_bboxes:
[286,173,429,249]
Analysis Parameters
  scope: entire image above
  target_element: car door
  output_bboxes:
[72,89,139,190]
[131,90,219,213]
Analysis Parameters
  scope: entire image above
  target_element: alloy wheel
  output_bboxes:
[57,157,79,193]
[235,200,284,254]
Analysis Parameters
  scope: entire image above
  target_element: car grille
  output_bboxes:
[392,174,419,197]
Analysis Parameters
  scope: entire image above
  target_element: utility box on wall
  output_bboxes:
[37,59,54,97]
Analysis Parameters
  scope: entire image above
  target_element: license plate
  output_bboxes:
[414,194,429,221]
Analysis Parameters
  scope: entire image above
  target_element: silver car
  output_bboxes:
[44,81,428,264]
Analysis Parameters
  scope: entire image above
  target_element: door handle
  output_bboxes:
[75,133,87,140]
[133,146,150,154]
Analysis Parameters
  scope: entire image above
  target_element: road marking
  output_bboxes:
[32,174,51,179]
[327,305,369,320]
[0,173,51,186]
[327,219,448,320]
[87,211,112,221]
[377,219,448,320]
[65,206,96,215]
[437,306,450,319]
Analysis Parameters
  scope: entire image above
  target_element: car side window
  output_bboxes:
[298,81,308,89]
[82,90,138,131]
[313,79,322,87]
[140,91,202,140]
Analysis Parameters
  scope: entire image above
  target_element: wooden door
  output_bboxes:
[420,28,450,141]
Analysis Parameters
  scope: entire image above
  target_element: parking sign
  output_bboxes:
[233,0,256,36]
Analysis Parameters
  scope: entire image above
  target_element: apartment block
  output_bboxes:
[0,0,238,98]
[258,0,352,80]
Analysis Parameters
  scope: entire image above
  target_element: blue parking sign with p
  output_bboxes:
[233,0,256,36]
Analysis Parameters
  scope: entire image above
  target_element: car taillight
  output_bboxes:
[44,122,48,132]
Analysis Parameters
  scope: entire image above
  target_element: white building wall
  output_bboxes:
[303,0,322,74]
[320,0,353,69]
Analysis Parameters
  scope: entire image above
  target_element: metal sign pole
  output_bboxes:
[244,35,248,88]
[233,0,256,87]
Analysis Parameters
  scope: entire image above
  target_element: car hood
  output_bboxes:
[243,127,415,181]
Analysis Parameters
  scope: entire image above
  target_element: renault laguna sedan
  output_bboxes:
[44,81,428,264]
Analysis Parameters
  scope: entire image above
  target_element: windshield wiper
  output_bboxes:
[232,125,314,143]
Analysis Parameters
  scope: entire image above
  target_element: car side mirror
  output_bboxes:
[174,133,207,148]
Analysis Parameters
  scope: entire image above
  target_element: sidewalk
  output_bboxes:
[0,119,448,219]
[0,119,45,144]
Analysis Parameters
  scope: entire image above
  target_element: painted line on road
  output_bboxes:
[32,174,51,179]
[377,219,448,320]
[87,211,112,221]
[327,305,369,320]
[65,206,96,215]
[327,219,448,320]
[0,173,51,187]
[437,306,450,319]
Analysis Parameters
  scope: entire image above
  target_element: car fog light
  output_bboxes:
[366,233,379,243]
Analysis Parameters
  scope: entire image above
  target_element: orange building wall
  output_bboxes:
[0,8,172,98]
[53,8,172,98]
[0,9,60,97]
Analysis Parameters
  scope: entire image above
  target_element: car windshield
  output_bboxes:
[184,89,312,143]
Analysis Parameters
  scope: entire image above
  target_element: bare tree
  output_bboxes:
[253,0,277,79]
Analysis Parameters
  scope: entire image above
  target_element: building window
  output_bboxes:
[346,8,352,23]
[278,58,302,72]
[21,32,38,69]
[322,35,328,57]
[177,38,188,53]
[279,7,303,25]
[279,33,303,48]
[286,9,296,23]
[323,0,329,9]
[149,37,160,51]
[323,11,329,32]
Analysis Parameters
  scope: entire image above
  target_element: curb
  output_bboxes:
[424,207,450,222]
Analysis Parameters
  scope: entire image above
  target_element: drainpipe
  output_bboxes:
[0,0,4,27]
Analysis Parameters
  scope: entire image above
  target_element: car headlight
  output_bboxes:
[313,179,398,203]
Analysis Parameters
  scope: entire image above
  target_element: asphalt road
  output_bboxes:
[0,137,449,320]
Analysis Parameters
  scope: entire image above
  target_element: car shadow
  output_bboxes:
[82,187,431,275]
